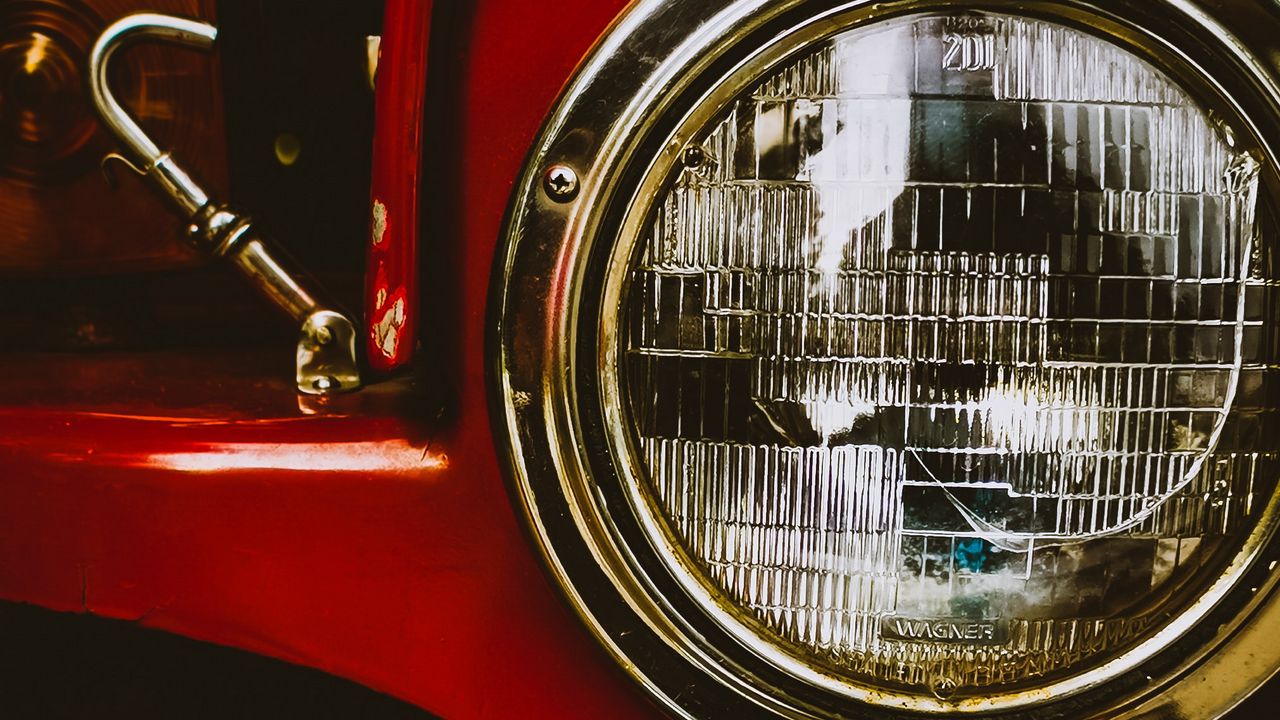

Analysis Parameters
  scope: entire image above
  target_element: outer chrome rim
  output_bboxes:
[489,1,1280,717]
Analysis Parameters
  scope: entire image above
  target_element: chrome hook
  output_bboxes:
[98,152,146,191]
[88,14,361,395]
[90,14,215,216]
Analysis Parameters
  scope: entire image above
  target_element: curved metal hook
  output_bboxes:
[88,14,217,216]
[87,13,363,395]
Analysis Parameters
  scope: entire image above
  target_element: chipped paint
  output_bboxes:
[371,199,388,245]
[372,295,407,359]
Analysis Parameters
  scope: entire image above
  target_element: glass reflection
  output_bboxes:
[623,12,1274,695]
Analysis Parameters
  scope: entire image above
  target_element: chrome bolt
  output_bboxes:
[681,144,707,169]
[543,164,579,202]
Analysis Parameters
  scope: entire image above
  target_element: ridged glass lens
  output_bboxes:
[619,11,1275,699]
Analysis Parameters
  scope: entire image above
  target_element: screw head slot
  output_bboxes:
[543,164,579,202]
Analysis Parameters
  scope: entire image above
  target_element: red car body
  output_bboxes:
[0,1,655,717]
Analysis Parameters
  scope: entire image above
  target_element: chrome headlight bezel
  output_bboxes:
[490,1,1280,717]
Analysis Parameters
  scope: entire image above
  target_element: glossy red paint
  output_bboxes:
[0,1,653,718]
[366,0,432,375]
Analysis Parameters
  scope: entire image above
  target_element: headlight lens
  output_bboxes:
[619,11,1267,700]
[497,2,1280,717]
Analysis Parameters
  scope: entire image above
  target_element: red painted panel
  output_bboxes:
[366,0,433,374]
[0,0,648,718]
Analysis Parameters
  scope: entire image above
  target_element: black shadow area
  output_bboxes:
[0,601,433,719]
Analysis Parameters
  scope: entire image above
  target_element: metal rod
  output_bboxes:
[87,13,362,395]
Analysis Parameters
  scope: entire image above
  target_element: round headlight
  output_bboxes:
[494,2,1280,717]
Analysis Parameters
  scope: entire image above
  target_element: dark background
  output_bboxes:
[0,602,433,719]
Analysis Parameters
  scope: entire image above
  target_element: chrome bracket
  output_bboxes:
[88,13,362,395]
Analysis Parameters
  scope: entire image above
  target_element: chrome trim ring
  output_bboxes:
[490,1,1280,717]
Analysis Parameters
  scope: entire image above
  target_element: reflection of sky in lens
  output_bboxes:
[624,12,1269,696]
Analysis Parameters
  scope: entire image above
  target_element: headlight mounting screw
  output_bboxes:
[543,164,580,202]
